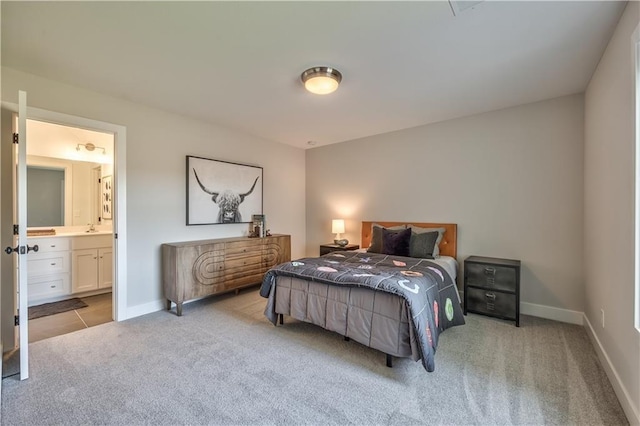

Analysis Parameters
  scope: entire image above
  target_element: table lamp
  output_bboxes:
[332,219,349,247]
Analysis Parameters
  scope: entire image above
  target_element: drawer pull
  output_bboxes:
[484,267,496,276]
[50,263,56,266]
[50,285,56,288]
[50,245,56,248]
[485,292,496,300]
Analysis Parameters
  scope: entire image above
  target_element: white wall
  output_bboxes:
[584,2,640,423]
[306,94,585,319]
[1,67,306,331]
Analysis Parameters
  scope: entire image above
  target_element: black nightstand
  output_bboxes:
[320,244,359,256]
[464,256,521,327]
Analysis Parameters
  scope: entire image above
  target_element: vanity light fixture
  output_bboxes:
[76,142,106,155]
[301,66,342,95]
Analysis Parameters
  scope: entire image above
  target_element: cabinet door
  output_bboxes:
[98,247,113,289]
[72,249,99,293]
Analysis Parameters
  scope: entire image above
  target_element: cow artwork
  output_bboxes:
[192,168,260,223]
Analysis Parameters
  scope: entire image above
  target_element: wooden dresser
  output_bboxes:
[162,234,291,316]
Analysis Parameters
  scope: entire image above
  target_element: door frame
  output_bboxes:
[2,101,127,322]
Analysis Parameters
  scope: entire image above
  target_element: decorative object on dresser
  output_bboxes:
[250,214,266,238]
[464,255,521,327]
[162,234,291,316]
[331,219,349,246]
[319,243,359,256]
[186,155,262,225]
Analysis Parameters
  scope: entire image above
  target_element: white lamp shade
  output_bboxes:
[332,219,345,234]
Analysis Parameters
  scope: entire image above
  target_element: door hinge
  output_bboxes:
[14,315,19,326]
[114,233,118,239]
[13,224,19,235]
[12,133,18,144]
[98,178,101,183]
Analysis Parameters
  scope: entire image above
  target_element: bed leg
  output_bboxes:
[386,354,393,368]
[279,314,284,325]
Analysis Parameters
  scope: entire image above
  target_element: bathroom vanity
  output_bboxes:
[26,231,113,306]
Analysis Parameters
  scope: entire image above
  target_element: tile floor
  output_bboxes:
[28,293,113,343]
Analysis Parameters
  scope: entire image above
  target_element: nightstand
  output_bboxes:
[464,255,521,327]
[319,244,359,256]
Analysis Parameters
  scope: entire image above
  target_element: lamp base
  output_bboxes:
[334,239,349,247]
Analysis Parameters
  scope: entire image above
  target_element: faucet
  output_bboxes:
[87,223,96,233]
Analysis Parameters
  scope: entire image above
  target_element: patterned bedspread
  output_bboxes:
[260,251,465,372]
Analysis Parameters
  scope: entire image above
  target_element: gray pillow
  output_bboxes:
[407,225,445,258]
[409,231,439,259]
[367,223,406,253]
[382,227,412,257]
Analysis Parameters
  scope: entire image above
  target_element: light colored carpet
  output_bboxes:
[1,288,628,425]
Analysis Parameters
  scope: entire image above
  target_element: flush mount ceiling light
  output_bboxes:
[301,66,342,95]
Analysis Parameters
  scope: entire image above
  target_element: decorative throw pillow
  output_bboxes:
[382,227,411,257]
[367,224,406,253]
[407,225,445,258]
[409,231,439,259]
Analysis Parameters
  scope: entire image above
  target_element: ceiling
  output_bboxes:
[1,1,627,149]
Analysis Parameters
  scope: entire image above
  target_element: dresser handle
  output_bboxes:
[484,267,496,276]
[485,292,496,300]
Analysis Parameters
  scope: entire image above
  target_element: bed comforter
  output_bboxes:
[260,251,465,372]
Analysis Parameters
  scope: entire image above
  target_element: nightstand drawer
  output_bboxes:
[466,287,516,319]
[465,263,517,292]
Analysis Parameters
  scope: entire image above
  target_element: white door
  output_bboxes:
[5,91,32,380]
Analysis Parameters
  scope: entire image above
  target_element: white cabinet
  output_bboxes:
[98,247,113,289]
[72,235,112,293]
[26,237,71,306]
[27,234,112,305]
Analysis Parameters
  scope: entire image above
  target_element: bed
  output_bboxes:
[259,221,465,372]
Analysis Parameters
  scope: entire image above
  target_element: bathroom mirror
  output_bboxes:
[26,156,102,228]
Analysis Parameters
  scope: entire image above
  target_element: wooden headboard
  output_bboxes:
[361,221,457,258]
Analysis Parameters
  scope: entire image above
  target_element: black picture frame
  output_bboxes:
[186,155,263,225]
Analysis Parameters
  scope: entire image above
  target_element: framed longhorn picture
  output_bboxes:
[186,155,263,225]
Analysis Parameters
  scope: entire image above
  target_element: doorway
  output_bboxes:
[25,120,115,344]
[1,101,127,380]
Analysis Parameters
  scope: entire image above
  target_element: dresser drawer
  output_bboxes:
[27,237,70,253]
[465,262,517,292]
[466,287,516,320]
[225,240,263,257]
[27,252,71,276]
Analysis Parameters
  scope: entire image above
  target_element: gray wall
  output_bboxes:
[584,2,640,421]
[1,67,306,346]
[306,94,585,317]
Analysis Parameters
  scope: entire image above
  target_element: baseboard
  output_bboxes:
[584,315,640,425]
[520,301,583,325]
[125,299,165,320]
[124,297,209,320]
